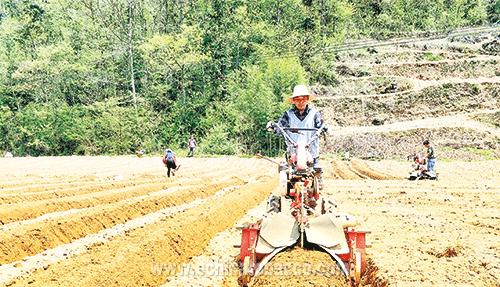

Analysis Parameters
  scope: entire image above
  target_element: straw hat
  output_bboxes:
[288,84,315,102]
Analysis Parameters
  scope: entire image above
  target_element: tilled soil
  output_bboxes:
[325,160,499,286]
[250,247,349,287]
[0,157,498,287]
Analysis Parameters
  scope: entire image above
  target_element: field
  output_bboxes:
[0,156,498,287]
[1,29,499,287]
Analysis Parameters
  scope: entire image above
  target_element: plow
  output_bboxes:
[237,123,369,286]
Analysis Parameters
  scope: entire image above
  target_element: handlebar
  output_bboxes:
[282,127,319,132]
[269,122,326,147]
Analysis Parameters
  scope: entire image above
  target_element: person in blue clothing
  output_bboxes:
[269,84,327,168]
[423,140,436,172]
[163,148,180,177]
[267,84,327,189]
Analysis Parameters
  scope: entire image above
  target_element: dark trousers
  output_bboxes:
[188,147,195,157]
[166,160,177,177]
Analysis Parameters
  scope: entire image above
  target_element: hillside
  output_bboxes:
[1,1,499,156]
[315,32,500,160]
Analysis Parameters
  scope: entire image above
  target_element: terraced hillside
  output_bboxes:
[315,33,500,160]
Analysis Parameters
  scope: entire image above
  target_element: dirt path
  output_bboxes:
[317,76,500,100]
[337,54,500,68]
[330,110,500,137]
[411,76,500,91]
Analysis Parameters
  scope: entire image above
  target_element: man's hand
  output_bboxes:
[316,125,328,137]
[266,121,275,132]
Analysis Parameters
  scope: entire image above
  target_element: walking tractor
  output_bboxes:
[408,153,438,180]
[238,123,370,286]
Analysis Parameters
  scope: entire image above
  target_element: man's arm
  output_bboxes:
[267,111,289,133]
[278,111,290,129]
[313,112,323,128]
[314,110,327,133]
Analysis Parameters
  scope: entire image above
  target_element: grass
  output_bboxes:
[471,112,500,128]
[439,146,499,161]
[423,52,445,61]
[463,147,498,160]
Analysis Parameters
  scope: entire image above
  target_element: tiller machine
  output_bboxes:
[408,153,438,180]
[238,124,369,286]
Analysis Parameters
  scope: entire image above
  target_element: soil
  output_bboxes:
[0,156,497,287]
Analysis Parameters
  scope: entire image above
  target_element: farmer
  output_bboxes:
[163,148,180,177]
[187,135,197,157]
[423,140,436,172]
[267,84,327,187]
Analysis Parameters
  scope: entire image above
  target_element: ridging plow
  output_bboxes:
[237,124,370,286]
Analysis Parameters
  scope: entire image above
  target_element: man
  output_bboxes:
[268,84,327,187]
[163,148,180,177]
[423,140,436,172]
[187,135,197,157]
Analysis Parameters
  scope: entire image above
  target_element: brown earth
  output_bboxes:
[329,159,399,180]
[472,111,500,128]
[325,127,499,160]
[0,178,242,264]
[250,247,349,287]
[339,57,499,80]
[0,156,498,287]
[315,37,499,162]
[317,82,499,127]
[336,49,480,65]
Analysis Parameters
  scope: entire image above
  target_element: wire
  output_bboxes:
[258,25,500,61]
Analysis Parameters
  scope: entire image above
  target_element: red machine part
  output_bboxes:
[339,228,368,270]
[240,223,260,262]
[239,223,369,286]
[339,228,369,285]
[239,223,261,285]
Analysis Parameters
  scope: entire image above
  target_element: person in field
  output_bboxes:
[267,84,327,189]
[423,140,437,172]
[187,135,197,157]
[271,85,327,167]
[163,148,180,177]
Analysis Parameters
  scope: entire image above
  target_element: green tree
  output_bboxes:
[219,57,306,155]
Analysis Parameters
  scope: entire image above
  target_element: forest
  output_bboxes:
[0,0,498,156]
